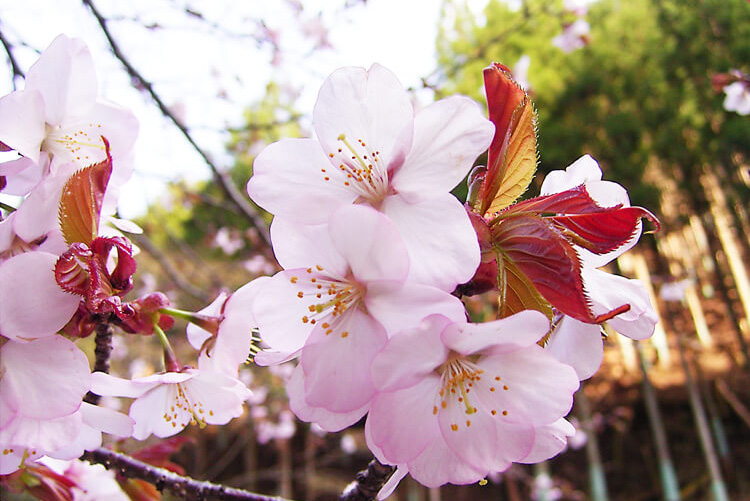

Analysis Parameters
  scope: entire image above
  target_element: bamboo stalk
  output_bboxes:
[576,387,609,501]
[636,343,681,500]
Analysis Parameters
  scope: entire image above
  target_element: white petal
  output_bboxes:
[313,64,413,174]
[382,194,480,291]
[0,90,46,163]
[0,251,80,341]
[0,335,89,419]
[546,317,603,380]
[248,138,355,223]
[392,96,494,201]
[442,310,550,355]
[270,217,347,275]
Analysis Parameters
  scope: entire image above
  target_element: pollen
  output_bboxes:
[451,424,459,432]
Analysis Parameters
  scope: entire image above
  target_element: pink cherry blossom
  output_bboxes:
[253,205,466,430]
[186,277,270,377]
[365,312,579,488]
[0,34,138,192]
[723,80,750,116]
[90,369,251,440]
[552,18,590,53]
[248,63,493,290]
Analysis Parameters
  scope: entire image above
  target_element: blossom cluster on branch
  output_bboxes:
[0,35,660,500]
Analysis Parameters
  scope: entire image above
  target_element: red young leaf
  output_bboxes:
[501,185,660,255]
[58,138,112,246]
[493,213,595,323]
[497,255,554,320]
[474,63,537,216]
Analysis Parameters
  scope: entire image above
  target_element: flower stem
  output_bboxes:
[160,306,221,334]
[153,324,180,372]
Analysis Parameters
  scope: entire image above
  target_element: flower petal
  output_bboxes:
[328,205,409,283]
[0,335,89,419]
[441,310,549,356]
[392,96,494,201]
[300,309,387,412]
[248,138,355,223]
[287,364,368,431]
[313,64,413,174]
[0,90,46,163]
[0,252,81,341]
[546,316,603,380]
[270,217,347,275]
[382,194,480,291]
[367,376,442,464]
[519,418,575,464]
[365,281,466,336]
[371,315,451,392]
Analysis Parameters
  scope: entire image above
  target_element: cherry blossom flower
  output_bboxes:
[252,204,466,430]
[0,34,138,193]
[248,63,494,291]
[364,312,579,489]
[723,79,750,116]
[553,19,590,53]
[540,155,657,378]
[186,277,270,377]
[90,369,251,440]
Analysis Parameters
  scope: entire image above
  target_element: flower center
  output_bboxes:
[164,381,214,429]
[43,123,106,164]
[435,356,510,431]
[323,134,389,205]
[289,265,364,337]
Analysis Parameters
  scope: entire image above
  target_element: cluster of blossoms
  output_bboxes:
[0,33,660,499]
[245,62,658,492]
[0,36,255,491]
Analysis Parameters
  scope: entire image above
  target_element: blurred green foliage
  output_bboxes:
[437,0,750,212]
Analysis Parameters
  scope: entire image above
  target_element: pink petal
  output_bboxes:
[0,411,83,454]
[0,90,46,163]
[328,205,409,283]
[313,64,413,175]
[367,376,442,464]
[300,309,387,412]
[585,269,657,340]
[546,316,603,380]
[248,138,355,223]
[365,281,466,336]
[287,365,368,431]
[0,156,45,196]
[12,162,75,244]
[251,270,322,354]
[0,335,89,419]
[392,96,494,201]
[270,217,347,275]
[478,346,579,426]
[407,434,490,488]
[25,35,97,125]
[0,252,80,341]
[382,194,480,291]
[187,291,228,350]
[520,418,575,464]
[89,372,156,399]
[371,315,451,392]
[441,310,550,356]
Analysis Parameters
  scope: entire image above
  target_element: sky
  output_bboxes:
[0,0,485,217]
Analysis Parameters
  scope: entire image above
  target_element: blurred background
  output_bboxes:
[1,0,749,499]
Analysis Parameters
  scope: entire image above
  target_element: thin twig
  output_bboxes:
[83,447,295,501]
[0,25,25,88]
[80,0,271,249]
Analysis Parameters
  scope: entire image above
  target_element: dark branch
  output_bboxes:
[83,320,114,405]
[0,24,25,88]
[338,459,396,501]
[83,447,295,501]
[80,0,271,249]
